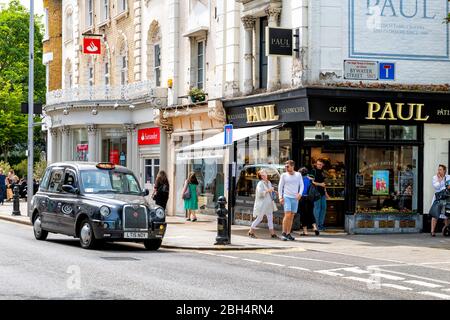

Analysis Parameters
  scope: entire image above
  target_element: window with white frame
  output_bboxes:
[88,65,94,86]
[86,0,93,28]
[104,62,110,85]
[120,54,127,85]
[102,0,109,21]
[154,44,161,87]
[118,0,127,13]
[197,40,205,90]
[65,60,73,88]
[44,8,49,40]
[65,8,73,42]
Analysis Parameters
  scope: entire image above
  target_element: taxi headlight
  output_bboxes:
[100,206,111,218]
[155,206,165,219]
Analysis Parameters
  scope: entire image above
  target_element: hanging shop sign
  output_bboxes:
[82,37,101,55]
[266,27,293,56]
[138,127,160,146]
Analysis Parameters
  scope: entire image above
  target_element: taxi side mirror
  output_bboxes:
[62,184,79,194]
[143,189,150,196]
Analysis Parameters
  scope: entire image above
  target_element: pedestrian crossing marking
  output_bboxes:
[370,273,405,281]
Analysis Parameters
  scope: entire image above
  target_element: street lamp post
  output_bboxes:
[27,0,34,216]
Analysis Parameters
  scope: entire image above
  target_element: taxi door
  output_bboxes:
[58,169,80,236]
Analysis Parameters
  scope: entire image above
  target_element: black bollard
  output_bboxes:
[12,185,21,216]
[215,196,230,245]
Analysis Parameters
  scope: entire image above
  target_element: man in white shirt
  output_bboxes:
[278,160,304,241]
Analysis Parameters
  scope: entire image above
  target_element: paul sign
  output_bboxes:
[82,37,101,55]
[266,27,293,56]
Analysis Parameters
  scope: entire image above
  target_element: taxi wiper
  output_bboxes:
[94,189,119,193]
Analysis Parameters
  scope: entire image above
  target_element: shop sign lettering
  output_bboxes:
[329,106,347,113]
[365,102,429,121]
[246,104,279,123]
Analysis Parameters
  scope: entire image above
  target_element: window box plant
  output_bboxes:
[189,87,206,103]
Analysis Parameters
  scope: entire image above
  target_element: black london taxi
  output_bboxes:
[30,162,166,250]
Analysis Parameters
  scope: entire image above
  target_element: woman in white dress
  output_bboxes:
[248,169,278,239]
[431,164,450,236]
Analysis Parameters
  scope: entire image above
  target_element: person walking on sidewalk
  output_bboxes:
[430,164,450,236]
[183,172,199,222]
[248,169,278,239]
[152,170,169,210]
[278,160,304,241]
[297,167,320,236]
[0,169,5,205]
[311,159,329,231]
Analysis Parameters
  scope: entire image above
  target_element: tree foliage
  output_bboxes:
[0,0,46,164]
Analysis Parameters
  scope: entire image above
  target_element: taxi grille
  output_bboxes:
[123,205,148,230]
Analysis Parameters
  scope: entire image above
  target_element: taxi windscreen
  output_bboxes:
[80,169,141,194]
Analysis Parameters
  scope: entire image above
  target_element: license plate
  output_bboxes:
[124,232,148,239]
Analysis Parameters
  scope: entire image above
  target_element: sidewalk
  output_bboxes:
[0,200,298,250]
[1,200,449,258]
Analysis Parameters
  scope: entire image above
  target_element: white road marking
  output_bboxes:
[288,266,310,272]
[217,254,238,259]
[342,267,370,274]
[376,268,450,286]
[370,273,405,281]
[419,291,450,300]
[242,259,262,264]
[381,284,413,291]
[263,262,285,267]
[404,280,443,288]
[442,288,450,292]
[315,270,344,277]
[262,253,353,266]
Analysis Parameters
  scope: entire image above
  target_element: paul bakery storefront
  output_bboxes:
[223,87,450,234]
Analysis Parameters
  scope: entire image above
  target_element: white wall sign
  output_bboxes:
[349,0,449,61]
[344,60,379,80]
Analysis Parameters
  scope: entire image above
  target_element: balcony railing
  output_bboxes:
[46,81,167,106]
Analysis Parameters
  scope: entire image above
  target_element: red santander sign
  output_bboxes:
[138,128,160,146]
[82,38,101,55]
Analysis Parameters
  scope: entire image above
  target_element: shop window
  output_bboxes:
[235,127,291,198]
[144,158,160,184]
[304,125,345,141]
[358,125,386,140]
[356,146,419,214]
[101,129,127,166]
[389,125,417,140]
[86,0,93,28]
[72,128,88,161]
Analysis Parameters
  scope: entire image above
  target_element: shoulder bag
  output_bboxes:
[182,181,191,200]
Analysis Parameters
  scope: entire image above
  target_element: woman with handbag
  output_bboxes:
[430,164,450,236]
[248,169,278,239]
[297,168,320,236]
[183,172,199,221]
[152,171,169,210]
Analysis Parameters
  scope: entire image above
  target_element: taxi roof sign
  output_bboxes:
[96,162,115,170]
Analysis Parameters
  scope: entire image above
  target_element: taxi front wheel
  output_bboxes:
[143,239,162,251]
[79,219,100,249]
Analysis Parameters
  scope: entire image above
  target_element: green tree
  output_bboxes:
[0,0,46,164]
